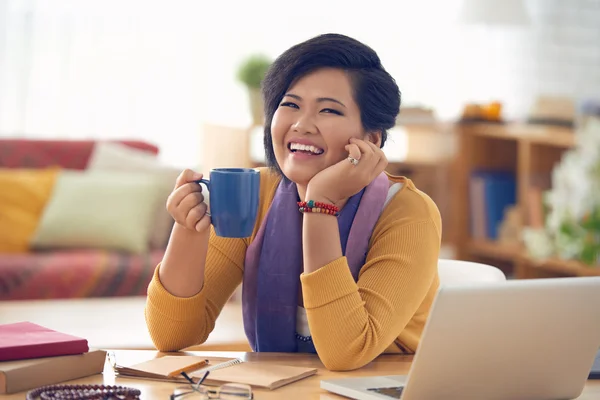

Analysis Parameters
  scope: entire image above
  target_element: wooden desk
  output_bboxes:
[0,298,250,351]
[1,350,599,399]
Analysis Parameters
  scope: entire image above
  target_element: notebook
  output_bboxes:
[113,355,318,390]
[0,322,89,361]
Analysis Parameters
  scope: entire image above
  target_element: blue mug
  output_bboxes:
[197,168,260,238]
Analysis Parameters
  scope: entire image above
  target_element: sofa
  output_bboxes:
[0,139,179,301]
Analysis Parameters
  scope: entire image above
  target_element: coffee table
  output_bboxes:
[0,297,250,351]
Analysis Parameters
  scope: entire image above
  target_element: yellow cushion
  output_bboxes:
[0,168,59,253]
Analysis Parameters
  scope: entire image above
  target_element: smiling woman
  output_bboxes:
[263,35,400,184]
[270,68,365,188]
[145,33,442,372]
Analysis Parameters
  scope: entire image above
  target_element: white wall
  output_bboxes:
[199,0,600,138]
[1,0,598,168]
[197,0,465,127]
[510,0,600,113]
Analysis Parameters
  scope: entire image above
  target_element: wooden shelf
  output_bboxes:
[519,255,600,277]
[453,123,588,279]
[467,238,600,278]
[467,239,522,261]
[461,123,575,148]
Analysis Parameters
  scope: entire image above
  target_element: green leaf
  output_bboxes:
[581,208,600,232]
[560,221,577,237]
[236,54,272,89]
[580,243,599,265]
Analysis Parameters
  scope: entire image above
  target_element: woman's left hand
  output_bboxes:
[306,138,388,204]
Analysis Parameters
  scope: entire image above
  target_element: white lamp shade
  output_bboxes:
[458,0,531,26]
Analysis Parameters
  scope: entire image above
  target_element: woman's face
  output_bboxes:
[271,68,375,187]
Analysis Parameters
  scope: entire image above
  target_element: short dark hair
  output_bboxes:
[261,33,401,173]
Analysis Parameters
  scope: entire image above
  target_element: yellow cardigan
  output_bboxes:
[145,168,441,371]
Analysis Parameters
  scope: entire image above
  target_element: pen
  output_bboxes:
[167,359,210,378]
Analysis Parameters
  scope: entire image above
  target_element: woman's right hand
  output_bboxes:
[166,169,211,233]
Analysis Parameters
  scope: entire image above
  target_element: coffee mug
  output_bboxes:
[196,168,260,238]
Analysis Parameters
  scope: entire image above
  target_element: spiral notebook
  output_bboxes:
[113,355,317,390]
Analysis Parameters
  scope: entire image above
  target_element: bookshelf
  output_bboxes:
[453,123,600,278]
[467,239,521,262]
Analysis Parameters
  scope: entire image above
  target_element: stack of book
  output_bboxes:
[469,170,517,241]
[0,321,106,394]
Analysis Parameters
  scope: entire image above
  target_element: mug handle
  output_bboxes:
[195,179,211,216]
[196,178,210,190]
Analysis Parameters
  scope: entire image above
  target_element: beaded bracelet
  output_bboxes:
[297,200,340,216]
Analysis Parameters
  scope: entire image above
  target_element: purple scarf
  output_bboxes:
[242,172,389,352]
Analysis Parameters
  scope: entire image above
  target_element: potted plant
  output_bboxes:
[237,54,272,126]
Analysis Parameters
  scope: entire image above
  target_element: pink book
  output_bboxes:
[0,322,89,361]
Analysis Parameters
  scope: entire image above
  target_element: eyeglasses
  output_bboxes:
[170,371,253,400]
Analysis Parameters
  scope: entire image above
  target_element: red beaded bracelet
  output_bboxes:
[297,200,340,216]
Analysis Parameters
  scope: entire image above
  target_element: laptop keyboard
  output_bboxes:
[368,387,404,399]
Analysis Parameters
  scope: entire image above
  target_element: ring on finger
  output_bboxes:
[348,156,360,166]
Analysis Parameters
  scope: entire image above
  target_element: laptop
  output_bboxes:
[589,348,600,379]
[321,276,600,400]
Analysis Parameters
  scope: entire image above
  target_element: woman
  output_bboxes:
[145,33,441,371]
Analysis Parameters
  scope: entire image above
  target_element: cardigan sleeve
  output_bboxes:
[144,227,247,352]
[144,167,279,352]
[300,218,440,371]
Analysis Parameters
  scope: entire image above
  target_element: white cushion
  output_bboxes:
[31,170,163,254]
[88,141,159,170]
[88,141,180,249]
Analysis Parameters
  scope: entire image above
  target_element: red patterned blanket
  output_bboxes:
[0,249,164,300]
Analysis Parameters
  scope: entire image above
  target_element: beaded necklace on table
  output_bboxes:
[26,384,141,400]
